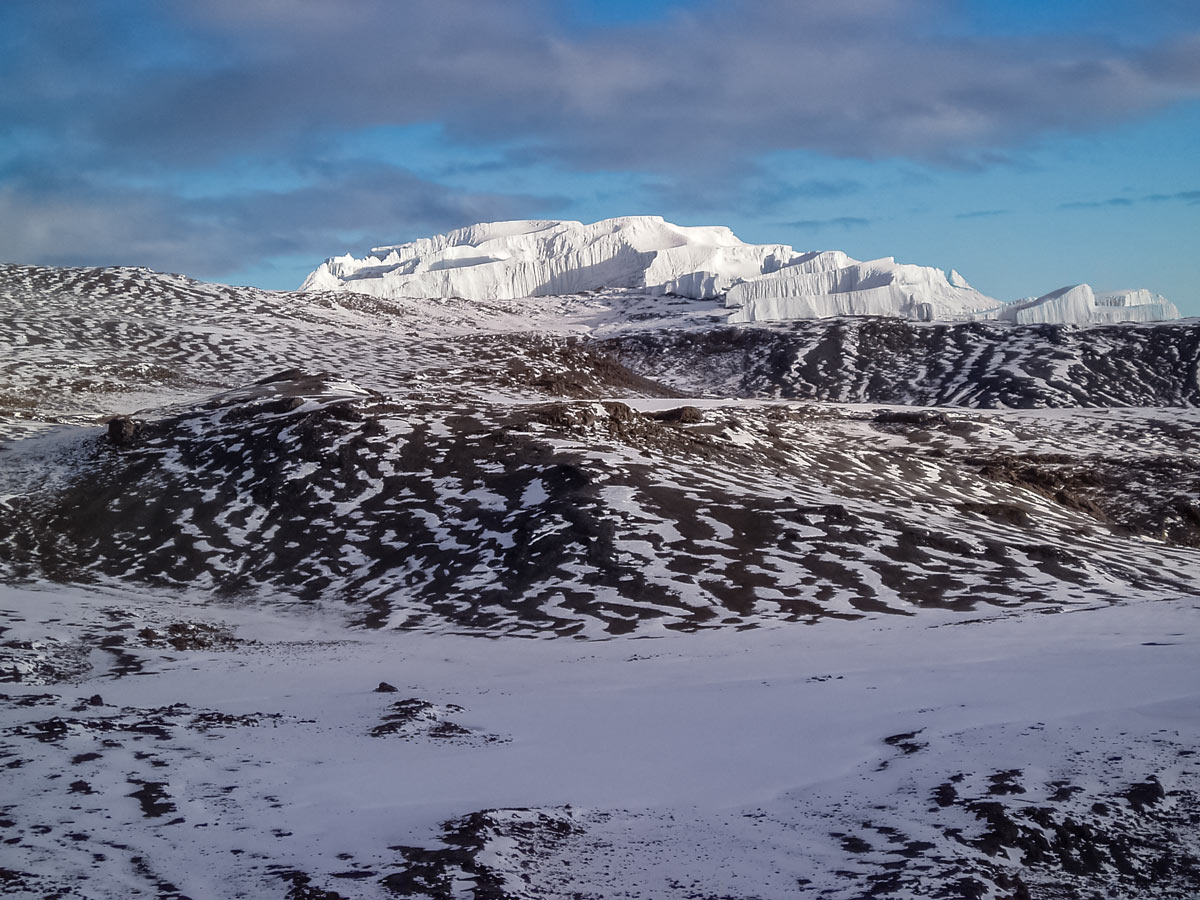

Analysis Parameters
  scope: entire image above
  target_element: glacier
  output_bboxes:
[990,284,1181,324]
[301,216,795,301]
[723,253,1004,322]
[302,216,1181,325]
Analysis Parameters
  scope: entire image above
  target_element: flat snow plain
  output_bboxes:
[2,576,1197,898]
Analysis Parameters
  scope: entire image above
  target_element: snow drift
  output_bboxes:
[302,216,1180,325]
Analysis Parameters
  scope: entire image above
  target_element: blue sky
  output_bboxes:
[2,0,1197,312]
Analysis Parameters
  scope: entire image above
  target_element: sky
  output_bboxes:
[1,0,1198,312]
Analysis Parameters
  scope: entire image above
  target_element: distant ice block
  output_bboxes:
[725,254,1004,322]
[302,216,795,302]
[990,284,1181,325]
[302,216,1180,324]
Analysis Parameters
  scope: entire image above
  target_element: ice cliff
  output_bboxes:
[992,285,1181,325]
[301,216,793,301]
[723,253,1003,322]
[302,216,1180,325]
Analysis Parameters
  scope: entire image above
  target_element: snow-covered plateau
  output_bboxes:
[301,215,1182,325]
[1,261,1199,898]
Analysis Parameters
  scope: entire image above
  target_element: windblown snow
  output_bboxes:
[302,215,1182,325]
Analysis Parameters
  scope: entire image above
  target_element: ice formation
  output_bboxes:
[301,216,794,301]
[302,216,1180,324]
[724,253,1004,322]
[991,285,1181,324]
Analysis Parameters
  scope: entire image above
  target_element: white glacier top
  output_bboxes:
[301,216,1180,325]
[724,253,1004,322]
[301,216,795,302]
[991,284,1181,325]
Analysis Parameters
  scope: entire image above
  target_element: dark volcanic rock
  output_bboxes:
[648,405,704,424]
[106,415,144,446]
[2,372,1198,635]
[605,318,1200,407]
[1123,777,1166,813]
[382,809,581,899]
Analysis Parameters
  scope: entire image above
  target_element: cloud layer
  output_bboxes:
[9,0,1194,169]
[1059,189,1200,210]
[2,0,1199,279]
[0,163,558,275]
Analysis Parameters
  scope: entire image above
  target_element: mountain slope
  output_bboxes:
[2,263,1196,449]
[4,371,1199,636]
[2,261,1200,900]
[606,317,1200,407]
[3,263,1199,636]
